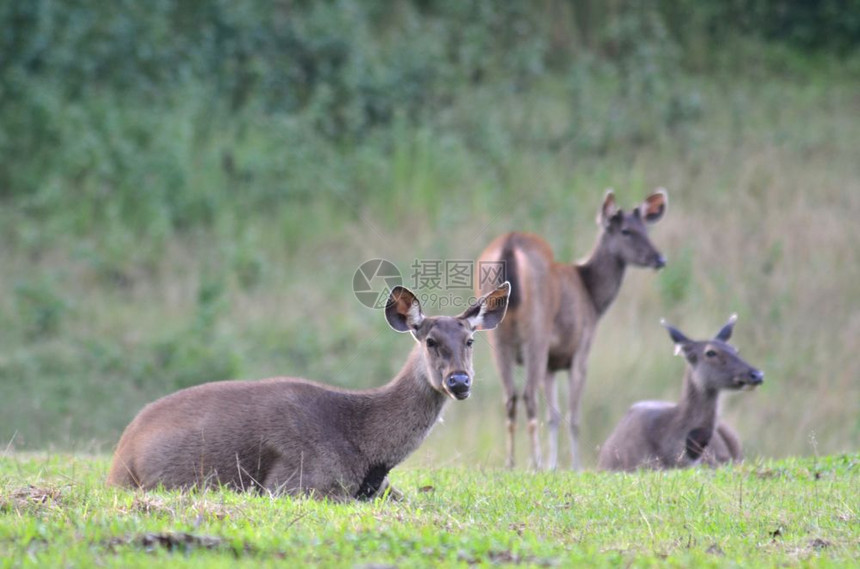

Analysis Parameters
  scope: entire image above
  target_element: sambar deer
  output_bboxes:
[107,282,510,499]
[597,314,764,471]
[477,189,667,469]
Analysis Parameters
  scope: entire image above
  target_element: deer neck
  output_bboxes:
[358,345,449,467]
[675,367,720,435]
[577,234,627,316]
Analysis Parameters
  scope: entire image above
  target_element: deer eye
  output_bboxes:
[705,349,717,358]
[466,338,474,347]
[426,338,438,349]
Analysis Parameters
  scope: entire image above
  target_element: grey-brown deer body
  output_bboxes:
[477,189,667,469]
[107,283,510,499]
[598,315,763,471]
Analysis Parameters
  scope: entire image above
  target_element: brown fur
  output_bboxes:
[598,315,763,471]
[703,423,743,466]
[108,283,510,499]
[476,189,667,469]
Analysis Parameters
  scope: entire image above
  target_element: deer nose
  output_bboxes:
[654,254,667,269]
[749,369,764,385]
[446,372,471,399]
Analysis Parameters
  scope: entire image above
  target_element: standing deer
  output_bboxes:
[477,189,667,470]
[597,315,764,471]
[107,282,510,499]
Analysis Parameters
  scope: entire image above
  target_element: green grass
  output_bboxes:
[1,453,857,567]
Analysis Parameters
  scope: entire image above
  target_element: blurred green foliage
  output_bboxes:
[3,0,855,235]
[1,0,858,452]
[658,246,693,306]
[14,278,69,339]
[664,0,860,55]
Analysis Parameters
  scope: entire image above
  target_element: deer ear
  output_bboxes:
[639,188,668,224]
[714,313,738,342]
[661,318,691,356]
[385,286,425,332]
[597,189,620,228]
[461,282,510,331]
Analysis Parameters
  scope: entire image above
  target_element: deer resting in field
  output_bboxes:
[107,283,510,499]
[597,315,764,471]
[477,189,667,470]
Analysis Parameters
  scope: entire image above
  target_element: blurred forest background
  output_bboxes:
[1,0,858,468]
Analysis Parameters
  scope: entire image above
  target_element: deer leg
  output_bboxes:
[567,350,590,470]
[261,458,304,497]
[262,457,342,499]
[376,477,403,501]
[544,371,561,470]
[523,340,549,471]
[504,391,518,470]
[490,329,518,469]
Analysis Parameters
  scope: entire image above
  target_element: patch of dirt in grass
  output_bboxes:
[808,538,831,551]
[0,485,64,512]
[107,531,230,554]
[706,543,725,556]
[118,494,236,522]
[124,495,176,516]
[509,522,526,536]
[761,535,842,560]
[783,538,839,560]
[456,549,559,567]
[140,532,223,552]
[755,469,777,479]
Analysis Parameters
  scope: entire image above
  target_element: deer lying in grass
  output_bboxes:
[107,283,510,499]
[477,189,667,470]
[597,315,764,471]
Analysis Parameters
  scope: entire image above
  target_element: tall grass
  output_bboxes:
[1,1,858,466]
[2,65,858,467]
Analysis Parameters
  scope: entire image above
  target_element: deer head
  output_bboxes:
[662,314,765,392]
[597,188,668,269]
[385,282,511,400]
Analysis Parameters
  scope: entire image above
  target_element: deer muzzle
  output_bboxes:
[738,368,764,390]
[748,369,764,385]
[445,372,472,400]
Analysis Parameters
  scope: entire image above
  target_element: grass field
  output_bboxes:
[1,453,857,567]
